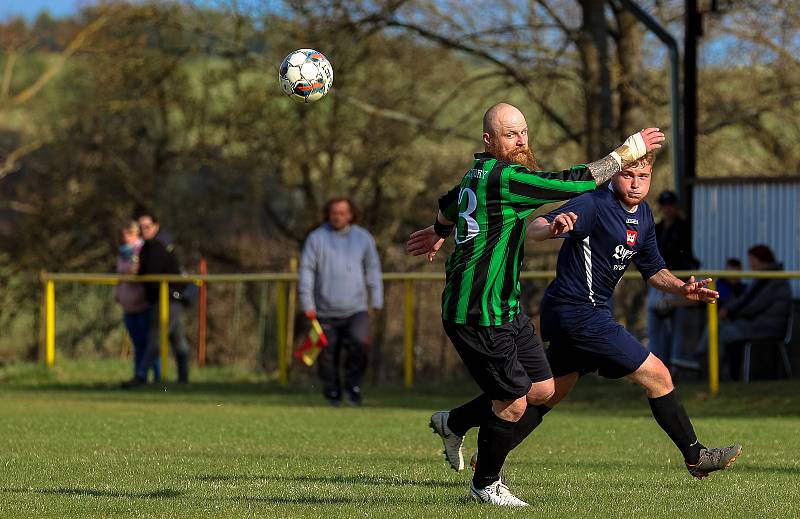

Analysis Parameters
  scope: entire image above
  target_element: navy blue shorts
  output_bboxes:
[540,301,649,379]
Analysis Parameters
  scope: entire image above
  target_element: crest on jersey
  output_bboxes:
[626,230,638,246]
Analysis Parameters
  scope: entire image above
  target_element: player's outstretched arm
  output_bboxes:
[648,269,719,304]
[407,211,451,262]
[527,213,577,241]
[586,128,665,185]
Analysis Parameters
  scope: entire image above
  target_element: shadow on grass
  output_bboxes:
[2,381,318,406]
[730,464,800,475]
[219,494,467,506]
[1,381,468,410]
[5,368,800,416]
[1,487,182,499]
[228,495,358,505]
[197,473,464,489]
[514,457,798,478]
[5,381,282,397]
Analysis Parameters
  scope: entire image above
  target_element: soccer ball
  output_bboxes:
[278,49,334,103]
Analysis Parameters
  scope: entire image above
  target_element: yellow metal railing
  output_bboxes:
[707,281,720,396]
[159,281,170,380]
[39,270,800,392]
[45,279,55,366]
[39,273,295,383]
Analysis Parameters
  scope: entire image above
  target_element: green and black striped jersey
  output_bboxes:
[439,152,596,326]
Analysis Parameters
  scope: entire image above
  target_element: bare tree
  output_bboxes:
[0,14,109,180]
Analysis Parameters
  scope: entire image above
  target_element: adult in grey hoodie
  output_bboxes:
[299,198,383,405]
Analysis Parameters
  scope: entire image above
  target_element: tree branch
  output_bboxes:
[1,50,18,100]
[3,14,109,108]
[342,95,475,142]
[376,18,583,145]
[0,140,43,181]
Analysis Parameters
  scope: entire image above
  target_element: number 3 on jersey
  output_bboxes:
[455,187,479,244]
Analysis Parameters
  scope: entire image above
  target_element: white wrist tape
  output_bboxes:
[610,132,647,168]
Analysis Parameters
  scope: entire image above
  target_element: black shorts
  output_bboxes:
[444,313,552,401]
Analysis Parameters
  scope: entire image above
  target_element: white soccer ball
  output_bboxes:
[278,49,334,103]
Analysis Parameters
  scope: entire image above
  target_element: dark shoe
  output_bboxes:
[177,360,189,384]
[686,444,742,479]
[327,398,342,408]
[348,386,362,406]
[121,377,147,389]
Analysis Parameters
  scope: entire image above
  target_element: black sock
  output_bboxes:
[648,390,704,464]
[473,413,516,488]
[509,404,551,450]
[447,393,492,437]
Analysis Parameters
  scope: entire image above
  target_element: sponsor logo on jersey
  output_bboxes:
[626,230,638,246]
[626,218,639,225]
[613,245,636,262]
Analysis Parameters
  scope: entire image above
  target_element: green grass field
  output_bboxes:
[1,361,799,518]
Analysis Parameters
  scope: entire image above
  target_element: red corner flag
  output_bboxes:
[294,318,329,367]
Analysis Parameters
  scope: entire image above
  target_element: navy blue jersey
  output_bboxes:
[543,186,666,309]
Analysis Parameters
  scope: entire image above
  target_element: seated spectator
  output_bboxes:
[696,245,792,380]
[115,221,160,387]
[716,257,746,305]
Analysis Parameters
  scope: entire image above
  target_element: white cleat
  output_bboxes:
[470,479,529,507]
[429,411,464,471]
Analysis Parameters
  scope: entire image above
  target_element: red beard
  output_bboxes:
[509,147,538,170]
[492,144,539,171]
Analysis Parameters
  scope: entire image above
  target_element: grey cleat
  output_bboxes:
[686,444,742,479]
[429,411,465,471]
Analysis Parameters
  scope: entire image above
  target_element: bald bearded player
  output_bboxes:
[407,103,664,506]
